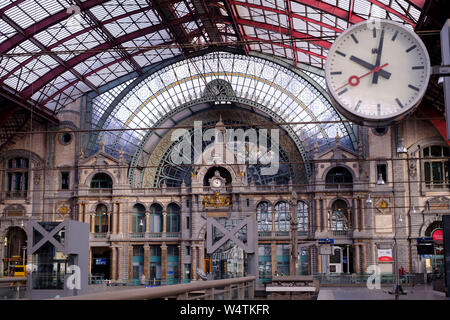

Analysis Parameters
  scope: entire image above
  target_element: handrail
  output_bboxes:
[57,276,256,300]
[0,277,27,283]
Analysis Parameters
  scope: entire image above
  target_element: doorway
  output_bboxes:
[91,247,111,280]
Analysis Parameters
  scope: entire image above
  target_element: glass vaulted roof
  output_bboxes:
[88,51,356,163]
[0,0,426,112]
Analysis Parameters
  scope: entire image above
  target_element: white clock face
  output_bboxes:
[212,178,222,188]
[325,20,430,126]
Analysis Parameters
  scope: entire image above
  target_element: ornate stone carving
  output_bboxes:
[202,192,232,208]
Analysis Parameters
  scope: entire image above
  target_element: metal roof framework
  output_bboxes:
[0,0,427,112]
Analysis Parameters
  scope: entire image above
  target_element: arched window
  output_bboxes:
[132,204,146,234]
[167,203,180,233]
[6,157,29,198]
[297,201,309,232]
[150,204,163,233]
[257,201,272,232]
[95,204,108,233]
[325,167,353,189]
[90,173,113,189]
[274,201,289,232]
[423,145,450,189]
[329,200,349,234]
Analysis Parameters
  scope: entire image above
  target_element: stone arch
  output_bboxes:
[85,171,116,188]
[322,164,356,183]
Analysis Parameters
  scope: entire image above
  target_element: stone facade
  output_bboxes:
[1,97,449,284]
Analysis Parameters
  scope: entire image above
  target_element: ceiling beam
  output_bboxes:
[292,0,365,24]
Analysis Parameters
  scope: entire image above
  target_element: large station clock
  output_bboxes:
[325,19,431,127]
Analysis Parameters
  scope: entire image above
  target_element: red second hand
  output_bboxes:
[336,63,389,91]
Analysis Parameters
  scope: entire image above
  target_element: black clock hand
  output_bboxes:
[372,28,385,84]
[349,55,391,79]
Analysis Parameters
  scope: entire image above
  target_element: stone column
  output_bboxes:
[90,214,95,233]
[317,245,322,273]
[144,244,150,279]
[78,203,83,222]
[192,245,197,281]
[361,245,367,274]
[198,244,204,273]
[178,245,182,282]
[118,202,122,234]
[118,246,123,281]
[161,243,167,282]
[107,213,111,234]
[163,211,167,234]
[315,198,320,232]
[271,243,277,276]
[112,202,117,234]
[361,201,366,232]
[145,212,150,234]
[322,199,328,232]
[128,246,133,280]
[89,247,92,276]
[111,246,117,280]
[353,197,359,232]
[83,203,87,223]
[354,245,361,274]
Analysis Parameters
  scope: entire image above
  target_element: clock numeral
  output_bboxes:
[354,100,362,112]
[412,66,424,70]
[336,50,346,57]
[373,28,377,38]
[331,71,342,75]
[408,84,419,92]
[377,104,381,116]
[338,88,348,96]
[406,45,417,53]
[351,34,359,44]
[392,30,399,41]
[395,98,405,109]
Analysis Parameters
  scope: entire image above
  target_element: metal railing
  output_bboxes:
[57,276,256,300]
[314,273,416,285]
[0,277,27,300]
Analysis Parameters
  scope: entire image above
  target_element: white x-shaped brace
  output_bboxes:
[29,220,66,254]
[206,217,255,254]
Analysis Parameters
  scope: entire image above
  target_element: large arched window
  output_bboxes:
[150,203,163,233]
[325,167,353,189]
[423,145,450,189]
[329,200,349,234]
[167,203,180,233]
[132,204,146,234]
[274,201,289,232]
[257,201,272,232]
[6,157,29,198]
[297,201,309,233]
[90,173,113,189]
[95,204,108,233]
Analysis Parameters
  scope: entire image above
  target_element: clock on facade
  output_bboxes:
[325,19,431,127]
[212,178,222,188]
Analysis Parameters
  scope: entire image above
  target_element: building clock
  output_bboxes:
[325,19,431,127]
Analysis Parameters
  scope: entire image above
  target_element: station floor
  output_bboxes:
[317,284,450,300]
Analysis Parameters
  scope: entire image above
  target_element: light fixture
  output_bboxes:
[410,205,417,215]
[139,219,144,227]
[377,173,385,185]
[398,215,404,223]
[365,194,372,204]
[397,138,407,154]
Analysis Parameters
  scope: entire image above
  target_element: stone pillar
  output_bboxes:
[315,198,320,232]
[361,245,367,274]
[144,244,150,279]
[83,203,87,223]
[128,246,133,280]
[111,246,117,280]
[178,245,182,282]
[271,243,277,276]
[112,202,117,234]
[162,211,167,234]
[145,212,150,234]
[78,203,83,222]
[353,197,359,232]
[161,243,167,282]
[89,247,92,276]
[118,246,123,281]
[90,214,95,233]
[192,244,197,281]
[198,244,204,273]
[107,213,111,234]
[317,245,322,273]
[354,245,361,274]
[117,202,122,234]
[322,199,328,232]
[361,201,366,232]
